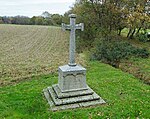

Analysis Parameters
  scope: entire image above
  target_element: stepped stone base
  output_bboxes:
[43,84,106,111]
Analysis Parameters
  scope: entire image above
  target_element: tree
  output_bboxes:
[72,0,150,41]
[0,17,3,24]
[126,0,150,39]
[30,16,44,25]
[35,17,45,25]
[41,11,51,18]
[2,16,12,24]
[30,16,36,25]
[1,12,63,26]
[43,18,53,25]
[51,14,62,25]
[69,0,130,50]
[11,16,31,25]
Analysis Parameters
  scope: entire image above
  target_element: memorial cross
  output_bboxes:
[62,14,84,66]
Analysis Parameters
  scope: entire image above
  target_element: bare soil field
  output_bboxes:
[0,24,83,85]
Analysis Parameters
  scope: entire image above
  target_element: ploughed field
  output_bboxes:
[0,24,72,85]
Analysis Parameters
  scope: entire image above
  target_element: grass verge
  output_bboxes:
[0,61,150,119]
[120,58,150,84]
[112,29,150,84]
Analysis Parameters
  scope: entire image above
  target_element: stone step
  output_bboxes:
[52,99,106,111]
[43,88,106,111]
[52,84,94,99]
[47,87,100,106]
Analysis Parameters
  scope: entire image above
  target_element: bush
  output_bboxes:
[92,40,149,68]
[92,41,133,68]
[132,48,149,58]
[136,33,149,42]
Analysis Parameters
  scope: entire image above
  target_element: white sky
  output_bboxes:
[0,0,75,17]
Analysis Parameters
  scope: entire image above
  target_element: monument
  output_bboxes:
[43,14,106,111]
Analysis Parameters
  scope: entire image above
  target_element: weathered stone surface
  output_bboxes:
[58,65,87,92]
[62,14,84,66]
[79,99,106,107]
[59,65,86,73]
[43,87,106,111]
[53,84,94,99]
[52,103,80,112]
[47,86,100,106]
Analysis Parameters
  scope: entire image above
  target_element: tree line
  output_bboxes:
[63,0,150,68]
[68,0,150,41]
[0,12,62,26]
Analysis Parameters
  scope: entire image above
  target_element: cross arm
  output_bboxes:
[75,23,84,31]
[62,23,71,31]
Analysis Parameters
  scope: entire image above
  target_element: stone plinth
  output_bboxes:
[43,65,106,111]
[58,65,87,92]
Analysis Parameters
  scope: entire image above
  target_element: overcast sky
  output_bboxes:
[0,0,75,17]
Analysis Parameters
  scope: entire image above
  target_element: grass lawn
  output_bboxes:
[0,61,150,119]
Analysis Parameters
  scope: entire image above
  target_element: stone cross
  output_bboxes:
[62,14,84,66]
[43,14,106,111]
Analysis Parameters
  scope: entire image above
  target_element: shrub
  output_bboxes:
[136,33,149,42]
[132,48,149,58]
[92,40,149,68]
[92,41,133,68]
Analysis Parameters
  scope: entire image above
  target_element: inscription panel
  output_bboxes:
[58,65,87,92]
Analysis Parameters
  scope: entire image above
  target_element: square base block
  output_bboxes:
[58,65,87,92]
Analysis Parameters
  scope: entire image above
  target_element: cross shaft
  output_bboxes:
[62,14,84,66]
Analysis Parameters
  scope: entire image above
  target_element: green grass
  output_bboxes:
[121,28,128,37]
[121,57,150,84]
[0,61,150,119]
